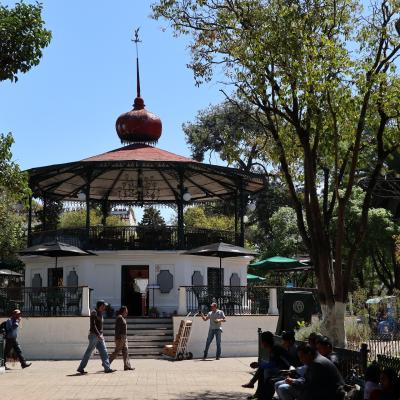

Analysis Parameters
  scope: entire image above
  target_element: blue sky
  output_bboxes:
[0,0,225,171]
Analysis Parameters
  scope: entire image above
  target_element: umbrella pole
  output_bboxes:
[219,257,222,305]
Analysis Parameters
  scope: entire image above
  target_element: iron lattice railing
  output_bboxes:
[185,286,271,315]
[0,286,83,317]
[31,226,237,251]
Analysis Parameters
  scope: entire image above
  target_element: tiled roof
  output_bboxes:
[82,144,195,163]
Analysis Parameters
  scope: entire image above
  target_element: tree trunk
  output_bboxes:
[320,301,346,348]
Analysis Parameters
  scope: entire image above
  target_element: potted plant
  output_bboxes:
[105,304,114,318]
[149,306,159,318]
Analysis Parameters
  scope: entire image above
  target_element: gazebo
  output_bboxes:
[19,49,265,317]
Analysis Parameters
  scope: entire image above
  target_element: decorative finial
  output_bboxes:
[132,27,141,99]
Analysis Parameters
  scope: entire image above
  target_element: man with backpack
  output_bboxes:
[0,309,31,370]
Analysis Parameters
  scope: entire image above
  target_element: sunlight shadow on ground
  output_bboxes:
[169,390,248,399]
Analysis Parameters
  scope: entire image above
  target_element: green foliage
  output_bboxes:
[262,206,305,257]
[183,100,267,170]
[345,318,372,345]
[184,206,234,231]
[59,209,126,228]
[139,207,166,227]
[0,1,51,82]
[35,199,63,231]
[0,133,29,263]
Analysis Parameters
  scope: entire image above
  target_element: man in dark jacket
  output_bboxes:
[77,300,115,374]
[287,343,345,400]
[3,309,31,370]
[316,336,340,368]
[242,331,291,399]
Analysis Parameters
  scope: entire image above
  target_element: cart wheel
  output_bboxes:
[186,352,193,360]
[177,352,184,361]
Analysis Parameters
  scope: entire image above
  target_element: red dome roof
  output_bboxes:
[116,96,162,145]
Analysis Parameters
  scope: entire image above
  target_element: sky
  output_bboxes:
[0,0,226,172]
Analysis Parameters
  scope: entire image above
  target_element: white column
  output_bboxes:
[81,286,91,316]
[268,288,279,315]
[177,286,187,316]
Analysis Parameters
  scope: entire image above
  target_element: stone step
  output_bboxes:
[104,336,173,342]
[103,328,173,335]
[103,318,172,324]
[103,324,172,331]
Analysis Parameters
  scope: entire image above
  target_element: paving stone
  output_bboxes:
[1,357,256,400]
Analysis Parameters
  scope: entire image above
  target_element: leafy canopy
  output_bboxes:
[0,1,51,82]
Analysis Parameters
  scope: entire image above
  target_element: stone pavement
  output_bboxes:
[1,357,256,400]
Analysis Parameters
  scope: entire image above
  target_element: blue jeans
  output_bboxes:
[78,334,111,371]
[204,329,221,358]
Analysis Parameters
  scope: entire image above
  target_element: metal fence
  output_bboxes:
[31,225,237,251]
[0,287,83,317]
[185,286,271,315]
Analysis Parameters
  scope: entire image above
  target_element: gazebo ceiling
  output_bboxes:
[28,144,265,203]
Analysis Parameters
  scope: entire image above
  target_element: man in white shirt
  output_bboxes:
[200,302,226,360]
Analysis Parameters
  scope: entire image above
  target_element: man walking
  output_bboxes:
[109,306,133,371]
[77,300,115,374]
[3,309,31,370]
[200,302,226,360]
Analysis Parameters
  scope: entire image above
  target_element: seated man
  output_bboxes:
[281,331,300,367]
[242,331,291,400]
[315,336,340,367]
[287,343,345,400]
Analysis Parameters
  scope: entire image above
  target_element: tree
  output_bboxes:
[0,133,30,266]
[153,0,400,344]
[59,209,125,228]
[184,100,268,172]
[263,206,305,258]
[184,206,234,231]
[139,207,166,227]
[0,1,51,82]
[35,199,63,231]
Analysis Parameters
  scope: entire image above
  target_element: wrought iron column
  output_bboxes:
[100,199,109,226]
[42,194,47,231]
[27,195,33,246]
[85,181,91,241]
[234,191,238,245]
[177,171,185,249]
[238,180,245,247]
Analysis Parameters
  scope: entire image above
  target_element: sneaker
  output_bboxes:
[242,382,255,388]
[22,363,32,369]
[5,366,11,371]
[202,354,207,360]
[104,369,116,373]
[124,367,135,371]
[216,357,220,360]
[77,368,87,375]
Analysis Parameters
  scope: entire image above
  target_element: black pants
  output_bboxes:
[4,338,27,367]
[250,368,275,400]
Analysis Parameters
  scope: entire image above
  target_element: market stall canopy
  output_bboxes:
[247,273,266,282]
[184,242,258,258]
[27,144,265,204]
[0,269,23,277]
[249,256,310,271]
[366,296,397,305]
[19,241,96,269]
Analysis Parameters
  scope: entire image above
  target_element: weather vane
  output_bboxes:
[132,27,142,99]
[132,27,142,58]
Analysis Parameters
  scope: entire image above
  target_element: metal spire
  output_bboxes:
[132,27,141,98]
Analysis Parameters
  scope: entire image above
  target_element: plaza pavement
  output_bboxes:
[1,357,256,400]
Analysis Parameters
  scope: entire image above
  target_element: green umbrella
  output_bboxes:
[246,273,265,282]
[249,256,309,271]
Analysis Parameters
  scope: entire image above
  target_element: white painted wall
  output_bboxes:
[0,317,90,360]
[22,251,251,315]
[172,315,278,358]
